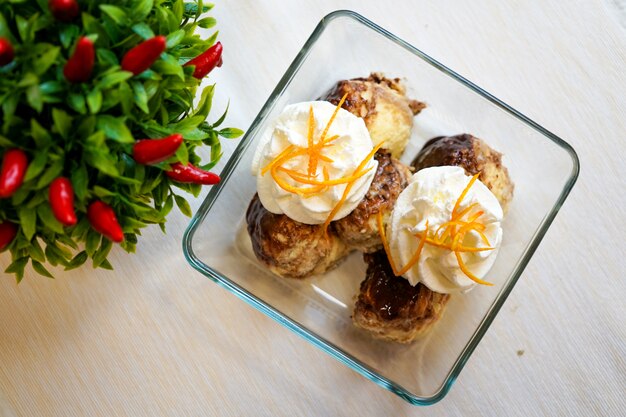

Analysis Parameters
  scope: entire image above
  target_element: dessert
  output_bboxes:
[411,134,514,212]
[246,194,348,278]
[332,149,411,253]
[247,75,422,279]
[352,251,450,343]
[352,165,506,342]
[322,73,425,159]
[243,73,513,343]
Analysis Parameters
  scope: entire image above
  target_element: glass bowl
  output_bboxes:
[183,10,579,405]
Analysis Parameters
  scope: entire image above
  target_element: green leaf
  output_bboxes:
[97,115,134,143]
[93,238,112,268]
[30,119,52,148]
[131,22,154,39]
[165,29,185,48]
[93,186,116,198]
[29,239,46,263]
[71,164,89,201]
[32,260,54,278]
[68,92,87,114]
[52,109,72,138]
[118,81,133,115]
[193,84,214,119]
[85,231,101,257]
[5,257,29,283]
[24,151,48,182]
[197,17,216,28]
[97,49,119,66]
[86,151,119,177]
[218,127,244,139]
[36,158,64,189]
[87,89,103,114]
[131,0,154,21]
[34,47,60,76]
[37,204,65,234]
[210,100,229,128]
[17,206,37,240]
[99,5,130,26]
[59,25,80,49]
[100,259,114,270]
[152,53,184,80]
[172,115,204,133]
[16,15,30,42]
[26,84,43,113]
[174,140,188,165]
[174,194,192,217]
[39,81,64,95]
[98,71,133,90]
[65,251,88,271]
[131,81,149,113]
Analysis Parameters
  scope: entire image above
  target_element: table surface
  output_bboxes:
[2,1,626,416]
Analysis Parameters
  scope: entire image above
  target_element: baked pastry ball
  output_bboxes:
[322,73,425,159]
[246,194,349,279]
[411,134,514,213]
[352,251,450,343]
[332,149,411,253]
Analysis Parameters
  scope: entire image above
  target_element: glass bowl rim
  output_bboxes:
[182,9,580,406]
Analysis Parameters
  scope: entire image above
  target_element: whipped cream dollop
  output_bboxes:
[251,101,377,224]
[388,166,503,293]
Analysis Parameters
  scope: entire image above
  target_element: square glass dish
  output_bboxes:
[183,10,579,405]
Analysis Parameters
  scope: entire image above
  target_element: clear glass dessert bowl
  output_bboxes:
[182,10,579,405]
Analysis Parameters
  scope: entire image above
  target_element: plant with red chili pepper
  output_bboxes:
[121,36,167,76]
[133,134,183,165]
[184,41,223,79]
[87,201,124,243]
[64,37,95,83]
[0,37,14,66]
[0,222,17,251]
[0,1,242,281]
[49,0,79,22]
[0,149,28,198]
[166,163,220,185]
[49,177,77,227]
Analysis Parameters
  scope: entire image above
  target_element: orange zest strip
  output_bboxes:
[455,251,494,286]
[261,145,296,176]
[424,238,494,252]
[318,93,348,144]
[452,173,480,217]
[321,142,383,234]
[395,221,429,276]
[307,105,316,176]
[377,211,400,275]
[280,166,373,186]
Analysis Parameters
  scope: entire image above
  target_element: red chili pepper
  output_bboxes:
[0,37,14,66]
[132,134,183,165]
[49,0,79,22]
[63,37,95,83]
[184,41,223,79]
[166,162,220,185]
[87,201,124,243]
[121,36,167,76]
[0,149,28,199]
[0,221,18,251]
[49,177,77,227]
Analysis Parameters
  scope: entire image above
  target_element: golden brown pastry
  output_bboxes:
[411,134,514,213]
[322,73,425,159]
[246,194,348,279]
[332,149,411,253]
[353,251,450,343]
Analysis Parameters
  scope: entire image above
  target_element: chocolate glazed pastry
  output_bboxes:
[322,73,426,159]
[412,134,514,213]
[353,251,450,343]
[246,194,349,279]
[333,149,412,253]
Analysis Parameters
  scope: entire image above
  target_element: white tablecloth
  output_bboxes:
[1,1,625,416]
